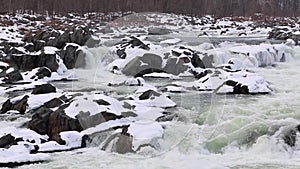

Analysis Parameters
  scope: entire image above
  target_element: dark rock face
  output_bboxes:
[115,36,150,59]
[115,126,133,154]
[31,83,56,94]
[283,125,300,147]
[2,70,23,83]
[122,53,162,76]
[47,109,83,142]
[0,99,13,114]
[134,68,166,78]
[10,53,58,72]
[33,67,52,79]
[191,53,205,68]
[77,111,122,129]
[163,58,188,75]
[268,28,300,45]
[44,98,64,108]
[222,80,250,94]
[0,134,22,148]
[268,28,292,40]
[28,105,83,143]
[28,107,53,135]
[60,45,86,69]
[0,95,29,114]
[139,90,161,100]
[202,54,214,68]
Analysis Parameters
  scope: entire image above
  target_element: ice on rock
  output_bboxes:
[60,131,83,148]
[0,127,49,144]
[143,72,177,78]
[43,46,59,55]
[124,77,145,86]
[0,127,50,164]
[10,93,63,110]
[128,121,163,151]
[135,84,158,93]
[0,145,50,164]
[64,93,124,119]
[228,44,293,67]
[0,61,9,68]
[129,93,176,108]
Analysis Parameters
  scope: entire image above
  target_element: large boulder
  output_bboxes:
[60,44,86,69]
[163,57,188,75]
[0,134,21,148]
[29,106,83,143]
[115,126,134,154]
[76,111,122,129]
[31,83,56,94]
[122,53,162,76]
[31,67,52,79]
[10,53,58,72]
[28,107,53,135]
[0,95,29,114]
[47,109,83,142]
[2,70,23,83]
[283,125,300,147]
[114,36,150,59]
[70,27,92,46]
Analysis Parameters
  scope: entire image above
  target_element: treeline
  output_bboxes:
[0,0,299,17]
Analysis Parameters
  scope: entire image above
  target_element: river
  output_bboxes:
[2,35,300,168]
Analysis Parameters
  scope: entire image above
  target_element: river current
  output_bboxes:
[1,35,300,169]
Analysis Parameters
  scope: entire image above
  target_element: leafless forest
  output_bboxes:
[0,0,299,17]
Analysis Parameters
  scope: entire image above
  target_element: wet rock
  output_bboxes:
[10,53,58,72]
[220,80,250,94]
[55,32,70,49]
[13,95,29,114]
[283,125,300,147]
[139,90,161,100]
[0,95,29,114]
[121,111,138,117]
[115,36,150,59]
[76,111,122,129]
[31,83,56,94]
[0,134,22,148]
[94,99,110,106]
[85,37,101,48]
[3,70,23,83]
[148,27,171,35]
[163,57,188,75]
[28,107,53,135]
[24,43,35,53]
[134,68,166,78]
[47,109,83,142]
[122,53,162,76]
[115,126,133,154]
[32,67,52,79]
[33,40,45,51]
[60,44,85,69]
[0,99,13,114]
[202,54,214,68]
[44,98,64,108]
[70,27,92,46]
[191,53,205,68]
[156,112,179,122]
